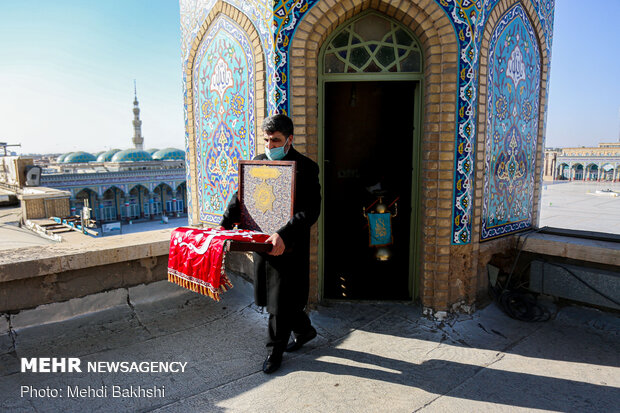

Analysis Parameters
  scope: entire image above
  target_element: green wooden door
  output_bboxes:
[318,11,423,300]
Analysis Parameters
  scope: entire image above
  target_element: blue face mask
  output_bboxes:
[265,138,290,160]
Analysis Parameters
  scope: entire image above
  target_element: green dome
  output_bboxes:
[152,147,185,161]
[56,153,71,163]
[111,148,153,162]
[145,148,160,155]
[63,151,97,163]
[97,149,121,162]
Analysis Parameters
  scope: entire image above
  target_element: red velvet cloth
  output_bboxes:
[168,227,269,300]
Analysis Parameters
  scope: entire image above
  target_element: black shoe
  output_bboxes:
[285,327,317,352]
[262,352,282,374]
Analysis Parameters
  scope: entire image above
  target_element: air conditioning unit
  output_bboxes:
[25,166,42,186]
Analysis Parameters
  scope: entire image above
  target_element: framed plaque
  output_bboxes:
[239,160,296,236]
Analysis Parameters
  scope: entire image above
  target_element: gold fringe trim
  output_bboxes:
[167,272,229,301]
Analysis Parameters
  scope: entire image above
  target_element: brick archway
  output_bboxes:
[184,2,267,226]
[290,0,459,309]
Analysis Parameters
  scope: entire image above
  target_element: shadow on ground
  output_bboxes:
[1,275,618,412]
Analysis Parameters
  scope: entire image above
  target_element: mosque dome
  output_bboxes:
[145,148,160,155]
[152,147,185,161]
[56,153,71,163]
[111,148,153,162]
[97,149,122,162]
[63,151,97,163]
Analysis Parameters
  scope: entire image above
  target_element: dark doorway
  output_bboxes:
[323,81,415,300]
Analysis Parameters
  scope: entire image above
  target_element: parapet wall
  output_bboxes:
[0,231,171,313]
[0,228,254,313]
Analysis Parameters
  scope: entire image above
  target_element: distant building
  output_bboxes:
[39,89,187,222]
[543,142,620,181]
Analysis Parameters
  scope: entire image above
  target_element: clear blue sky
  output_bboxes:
[545,0,620,148]
[0,1,618,155]
[0,0,183,155]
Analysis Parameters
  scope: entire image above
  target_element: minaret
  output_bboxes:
[132,80,144,150]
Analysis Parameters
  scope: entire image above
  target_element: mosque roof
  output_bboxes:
[111,148,153,162]
[152,147,185,161]
[63,151,97,163]
[56,153,71,163]
[97,149,122,162]
[145,148,160,155]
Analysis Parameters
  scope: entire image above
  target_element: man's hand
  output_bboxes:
[266,233,285,256]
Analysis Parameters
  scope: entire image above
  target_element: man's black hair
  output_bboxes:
[262,114,294,138]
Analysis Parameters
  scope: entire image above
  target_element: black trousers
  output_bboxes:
[267,309,312,353]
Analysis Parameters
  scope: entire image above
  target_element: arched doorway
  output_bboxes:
[153,183,173,216]
[129,185,149,219]
[73,188,98,218]
[586,164,599,181]
[601,164,614,181]
[101,187,124,222]
[175,182,188,214]
[557,163,570,180]
[319,11,423,300]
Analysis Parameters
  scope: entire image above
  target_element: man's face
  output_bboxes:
[263,131,292,150]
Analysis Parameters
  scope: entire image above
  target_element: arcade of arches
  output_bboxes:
[72,183,187,222]
[544,142,620,182]
[40,85,189,223]
[40,163,187,223]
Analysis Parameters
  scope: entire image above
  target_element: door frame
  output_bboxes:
[317,11,424,302]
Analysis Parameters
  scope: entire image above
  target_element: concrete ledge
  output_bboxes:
[0,316,8,336]
[11,288,129,330]
[128,279,190,305]
[8,280,196,330]
[6,273,251,332]
[519,231,620,267]
[0,229,172,283]
[0,227,255,313]
[0,229,175,312]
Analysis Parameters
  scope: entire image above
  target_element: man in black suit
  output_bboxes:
[220,114,321,374]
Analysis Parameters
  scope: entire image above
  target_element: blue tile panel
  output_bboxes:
[272,0,320,114]
[193,16,256,225]
[180,0,276,112]
[180,0,320,115]
[433,0,554,244]
[179,0,554,239]
[481,4,540,240]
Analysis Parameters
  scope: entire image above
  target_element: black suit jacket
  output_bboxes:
[220,147,321,314]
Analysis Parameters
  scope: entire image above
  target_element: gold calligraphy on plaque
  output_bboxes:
[254,181,276,213]
[375,218,388,237]
[250,166,281,180]
[250,166,281,214]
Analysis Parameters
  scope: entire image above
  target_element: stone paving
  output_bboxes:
[539,181,620,234]
[1,278,618,412]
